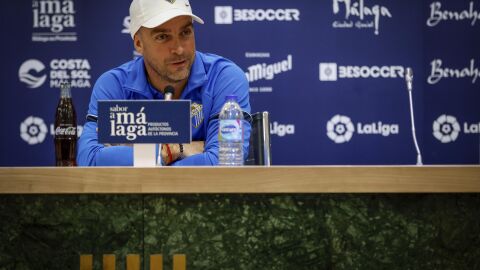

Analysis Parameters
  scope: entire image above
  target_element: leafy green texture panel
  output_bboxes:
[0,195,143,270]
[1,194,479,269]
[144,194,480,270]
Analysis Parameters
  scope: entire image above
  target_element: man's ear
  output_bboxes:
[133,33,143,55]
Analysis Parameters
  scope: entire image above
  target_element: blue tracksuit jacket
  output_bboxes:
[77,51,251,166]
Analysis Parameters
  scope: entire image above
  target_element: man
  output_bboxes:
[77,0,251,166]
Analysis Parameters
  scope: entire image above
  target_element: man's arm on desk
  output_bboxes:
[172,64,251,166]
[77,72,134,166]
[77,121,133,166]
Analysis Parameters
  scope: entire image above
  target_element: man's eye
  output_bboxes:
[182,29,192,36]
[155,34,168,41]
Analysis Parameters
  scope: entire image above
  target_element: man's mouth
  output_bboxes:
[169,59,187,67]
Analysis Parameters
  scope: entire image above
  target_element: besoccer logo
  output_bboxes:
[319,63,338,81]
[214,6,300,24]
[18,59,47,88]
[433,114,461,143]
[121,16,131,34]
[20,116,48,145]
[215,6,233,24]
[327,115,354,143]
[319,62,405,81]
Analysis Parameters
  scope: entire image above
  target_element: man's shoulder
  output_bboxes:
[197,51,245,78]
[97,58,142,84]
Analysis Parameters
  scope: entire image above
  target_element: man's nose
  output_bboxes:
[171,38,184,55]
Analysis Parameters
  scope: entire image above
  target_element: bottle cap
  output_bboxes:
[225,95,238,102]
[60,82,71,90]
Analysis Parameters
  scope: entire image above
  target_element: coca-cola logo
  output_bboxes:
[55,126,77,136]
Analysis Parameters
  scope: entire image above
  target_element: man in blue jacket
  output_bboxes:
[77,0,250,166]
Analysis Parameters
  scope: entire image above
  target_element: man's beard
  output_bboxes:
[147,57,192,84]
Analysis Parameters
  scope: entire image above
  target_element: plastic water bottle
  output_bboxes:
[218,95,244,166]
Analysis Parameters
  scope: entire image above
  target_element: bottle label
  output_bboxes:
[55,126,77,136]
[219,120,242,141]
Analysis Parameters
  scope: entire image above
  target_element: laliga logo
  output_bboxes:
[326,114,400,143]
[20,116,48,145]
[432,114,480,143]
[433,115,461,143]
[19,116,83,145]
[18,59,47,88]
[270,122,295,137]
[326,115,354,143]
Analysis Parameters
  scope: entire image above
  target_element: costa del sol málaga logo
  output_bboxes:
[433,114,461,143]
[326,114,355,143]
[20,116,48,145]
[18,59,47,88]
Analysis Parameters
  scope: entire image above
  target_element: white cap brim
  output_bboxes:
[132,9,204,39]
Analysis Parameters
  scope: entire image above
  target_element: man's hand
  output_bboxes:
[182,141,205,158]
[161,141,205,165]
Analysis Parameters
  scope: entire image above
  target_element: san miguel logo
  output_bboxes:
[331,0,393,35]
[245,54,293,93]
[245,55,293,83]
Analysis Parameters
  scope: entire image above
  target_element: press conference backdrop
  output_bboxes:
[1,0,479,166]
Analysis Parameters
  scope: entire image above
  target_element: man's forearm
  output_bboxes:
[161,141,205,165]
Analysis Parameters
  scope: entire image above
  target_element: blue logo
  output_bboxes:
[221,125,237,134]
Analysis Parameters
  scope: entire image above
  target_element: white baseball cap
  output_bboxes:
[129,0,204,39]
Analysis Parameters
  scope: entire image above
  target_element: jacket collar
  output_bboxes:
[123,56,152,98]
[181,52,207,99]
[123,52,207,99]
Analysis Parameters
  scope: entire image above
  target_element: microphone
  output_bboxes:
[405,68,413,91]
[405,67,423,166]
[164,85,174,101]
[157,85,175,166]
